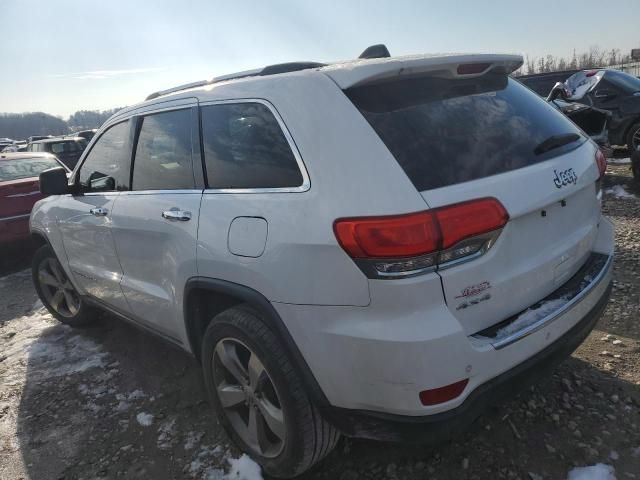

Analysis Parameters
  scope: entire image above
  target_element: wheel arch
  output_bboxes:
[183,277,330,407]
[30,229,49,248]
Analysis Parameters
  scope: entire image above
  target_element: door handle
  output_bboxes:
[162,209,192,221]
[89,207,109,216]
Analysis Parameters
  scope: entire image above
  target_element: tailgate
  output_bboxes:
[422,142,601,335]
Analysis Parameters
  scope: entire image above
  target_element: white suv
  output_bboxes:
[31,49,614,478]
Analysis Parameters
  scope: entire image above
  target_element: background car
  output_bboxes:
[68,129,97,142]
[560,69,640,151]
[0,152,70,246]
[517,70,580,96]
[26,137,87,169]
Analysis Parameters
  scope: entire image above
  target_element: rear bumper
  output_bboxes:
[320,279,611,441]
[274,218,614,424]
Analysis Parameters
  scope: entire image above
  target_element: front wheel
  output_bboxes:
[202,306,340,478]
[32,245,96,327]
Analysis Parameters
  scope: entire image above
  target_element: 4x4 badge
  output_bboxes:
[553,168,578,188]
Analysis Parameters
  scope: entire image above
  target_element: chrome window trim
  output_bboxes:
[198,98,310,194]
[119,189,203,196]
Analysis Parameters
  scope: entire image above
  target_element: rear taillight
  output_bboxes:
[334,198,508,279]
[595,148,607,179]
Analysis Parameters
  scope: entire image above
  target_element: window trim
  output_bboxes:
[198,98,310,194]
[128,106,203,193]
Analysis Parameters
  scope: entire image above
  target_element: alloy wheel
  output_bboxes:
[213,338,286,458]
[37,257,80,318]
[632,126,640,151]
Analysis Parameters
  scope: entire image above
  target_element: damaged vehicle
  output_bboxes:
[559,69,640,152]
[546,81,611,153]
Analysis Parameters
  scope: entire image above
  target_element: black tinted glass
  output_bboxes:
[347,74,584,191]
[132,109,194,191]
[201,103,303,189]
[605,70,640,93]
[79,121,130,192]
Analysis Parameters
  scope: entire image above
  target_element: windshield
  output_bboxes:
[0,157,61,181]
[605,70,640,93]
[347,73,584,191]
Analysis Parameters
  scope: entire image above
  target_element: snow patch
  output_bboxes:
[136,412,154,427]
[605,185,635,198]
[184,431,204,450]
[157,418,177,449]
[226,454,263,480]
[496,297,569,339]
[607,157,631,165]
[567,464,616,480]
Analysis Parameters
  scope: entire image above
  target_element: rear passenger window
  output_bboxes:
[201,102,303,189]
[132,109,194,191]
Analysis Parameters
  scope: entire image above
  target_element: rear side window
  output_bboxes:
[132,109,194,191]
[346,74,584,191]
[79,121,130,192]
[201,102,303,189]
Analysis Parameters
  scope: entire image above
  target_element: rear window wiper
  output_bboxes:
[533,133,582,156]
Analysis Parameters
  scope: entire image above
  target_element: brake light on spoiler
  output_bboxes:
[334,198,509,279]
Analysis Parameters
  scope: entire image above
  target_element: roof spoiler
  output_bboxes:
[324,53,524,89]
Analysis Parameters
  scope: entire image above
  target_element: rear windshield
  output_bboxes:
[346,73,584,191]
[0,157,61,181]
[49,140,85,154]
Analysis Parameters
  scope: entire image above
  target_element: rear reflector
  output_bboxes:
[595,148,607,179]
[334,198,508,277]
[419,379,469,406]
[456,63,491,75]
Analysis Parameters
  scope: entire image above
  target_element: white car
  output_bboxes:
[30,47,614,478]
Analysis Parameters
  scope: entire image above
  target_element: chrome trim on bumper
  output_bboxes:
[490,252,613,350]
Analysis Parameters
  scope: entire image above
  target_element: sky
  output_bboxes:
[1,0,639,118]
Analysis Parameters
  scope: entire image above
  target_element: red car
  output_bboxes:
[0,152,70,245]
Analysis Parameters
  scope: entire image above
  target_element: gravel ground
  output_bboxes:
[0,164,639,480]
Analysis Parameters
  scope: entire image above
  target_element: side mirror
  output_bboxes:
[594,89,616,99]
[39,167,69,195]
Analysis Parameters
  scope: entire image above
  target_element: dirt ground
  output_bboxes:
[0,163,639,480]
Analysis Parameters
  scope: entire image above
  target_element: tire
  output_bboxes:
[32,244,96,327]
[627,121,640,153]
[202,305,340,478]
[632,149,640,182]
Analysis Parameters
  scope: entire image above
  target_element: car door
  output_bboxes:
[57,120,133,313]
[110,105,203,341]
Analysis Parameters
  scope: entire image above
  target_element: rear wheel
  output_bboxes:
[202,305,339,478]
[627,121,640,153]
[32,245,95,326]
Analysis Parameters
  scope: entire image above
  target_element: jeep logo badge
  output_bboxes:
[553,168,578,188]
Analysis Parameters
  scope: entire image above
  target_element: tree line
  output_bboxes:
[0,107,123,140]
[518,46,637,75]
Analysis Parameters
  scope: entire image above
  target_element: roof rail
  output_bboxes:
[144,45,387,101]
[146,80,210,101]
